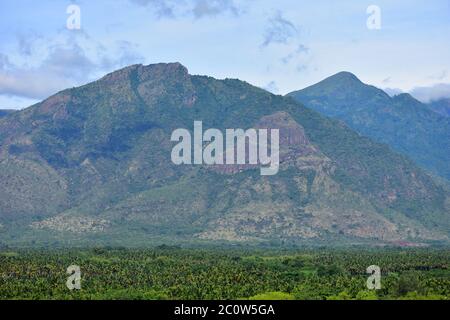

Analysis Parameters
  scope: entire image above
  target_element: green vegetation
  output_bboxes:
[0,63,449,246]
[288,71,450,181]
[0,248,448,300]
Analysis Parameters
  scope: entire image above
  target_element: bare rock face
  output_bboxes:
[210,111,324,175]
[136,62,190,83]
[31,215,109,233]
[38,94,71,117]
[256,111,320,161]
[135,63,197,108]
[257,111,312,148]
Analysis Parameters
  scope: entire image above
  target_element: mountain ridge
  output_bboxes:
[428,98,450,117]
[287,72,450,181]
[0,63,448,247]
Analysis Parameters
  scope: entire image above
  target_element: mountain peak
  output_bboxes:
[137,62,189,80]
[100,62,189,84]
[139,62,188,75]
[288,69,450,181]
[391,93,430,111]
[392,92,419,102]
[317,71,365,88]
[329,71,361,82]
[287,71,382,103]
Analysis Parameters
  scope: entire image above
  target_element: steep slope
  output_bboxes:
[0,63,448,247]
[0,110,15,118]
[287,72,450,181]
[428,98,450,117]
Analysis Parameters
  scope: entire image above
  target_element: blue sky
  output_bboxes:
[0,0,449,109]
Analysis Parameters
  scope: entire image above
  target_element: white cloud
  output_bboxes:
[129,0,240,19]
[192,0,239,18]
[429,70,448,81]
[409,83,450,103]
[0,31,144,100]
[262,81,279,94]
[261,11,298,47]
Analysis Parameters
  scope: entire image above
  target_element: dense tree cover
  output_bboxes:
[0,248,448,300]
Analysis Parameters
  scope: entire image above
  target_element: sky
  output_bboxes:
[0,0,449,109]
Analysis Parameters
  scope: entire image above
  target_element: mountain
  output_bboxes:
[428,98,450,117]
[0,63,449,247]
[0,109,15,118]
[287,72,450,181]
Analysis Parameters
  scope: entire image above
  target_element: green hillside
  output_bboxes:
[0,63,448,247]
[287,72,450,181]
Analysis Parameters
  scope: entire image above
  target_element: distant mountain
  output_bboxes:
[428,98,450,117]
[0,64,448,247]
[287,72,450,181]
[0,109,15,118]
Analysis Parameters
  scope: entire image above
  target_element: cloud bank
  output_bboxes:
[0,32,144,100]
[409,83,450,103]
[129,0,240,19]
[261,11,298,47]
